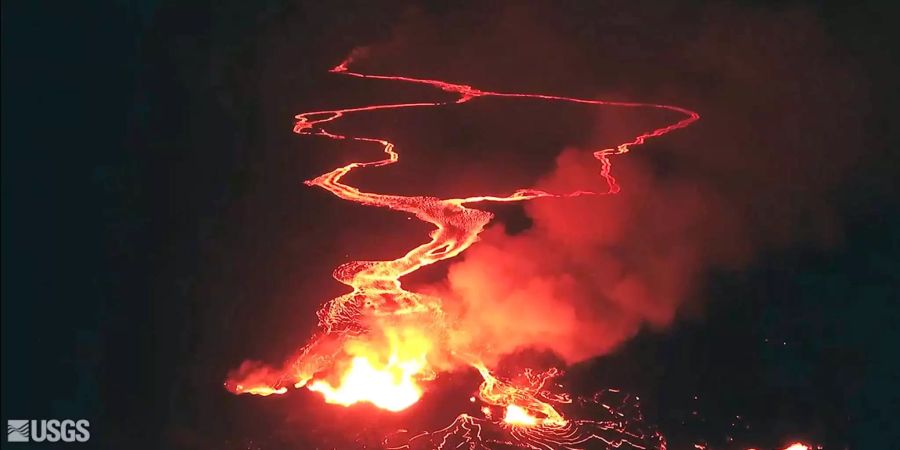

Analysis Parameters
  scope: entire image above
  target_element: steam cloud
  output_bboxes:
[376,2,867,367]
[227,1,866,385]
[434,153,730,364]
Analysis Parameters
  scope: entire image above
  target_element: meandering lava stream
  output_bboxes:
[226,52,700,449]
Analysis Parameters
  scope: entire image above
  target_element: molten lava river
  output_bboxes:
[224,49,728,449]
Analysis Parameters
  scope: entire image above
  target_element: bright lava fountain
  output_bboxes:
[226,50,700,449]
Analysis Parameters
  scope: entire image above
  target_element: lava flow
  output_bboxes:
[226,49,698,449]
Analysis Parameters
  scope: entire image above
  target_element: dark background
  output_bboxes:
[2,1,897,449]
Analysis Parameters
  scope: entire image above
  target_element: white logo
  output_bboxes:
[6,419,90,443]
[7,420,29,442]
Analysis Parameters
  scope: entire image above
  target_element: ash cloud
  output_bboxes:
[361,2,867,365]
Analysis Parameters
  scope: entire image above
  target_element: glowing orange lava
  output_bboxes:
[782,443,811,450]
[503,405,539,427]
[308,356,423,411]
[232,385,287,396]
[307,328,431,411]
[225,48,699,448]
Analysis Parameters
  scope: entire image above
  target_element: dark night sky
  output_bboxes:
[2,1,898,449]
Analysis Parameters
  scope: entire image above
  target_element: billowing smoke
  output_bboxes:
[429,149,747,365]
[226,1,868,395]
[387,2,868,366]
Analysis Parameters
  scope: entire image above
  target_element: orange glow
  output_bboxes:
[306,329,430,411]
[473,363,568,426]
[232,384,287,396]
[308,356,423,411]
[225,47,698,448]
[503,405,538,426]
[782,444,810,450]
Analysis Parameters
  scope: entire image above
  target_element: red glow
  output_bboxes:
[226,50,699,448]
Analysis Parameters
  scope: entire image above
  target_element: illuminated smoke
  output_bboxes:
[430,150,725,365]
[224,3,865,448]
[225,44,696,449]
[405,2,865,369]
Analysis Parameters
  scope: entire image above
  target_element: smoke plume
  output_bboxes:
[381,2,868,366]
